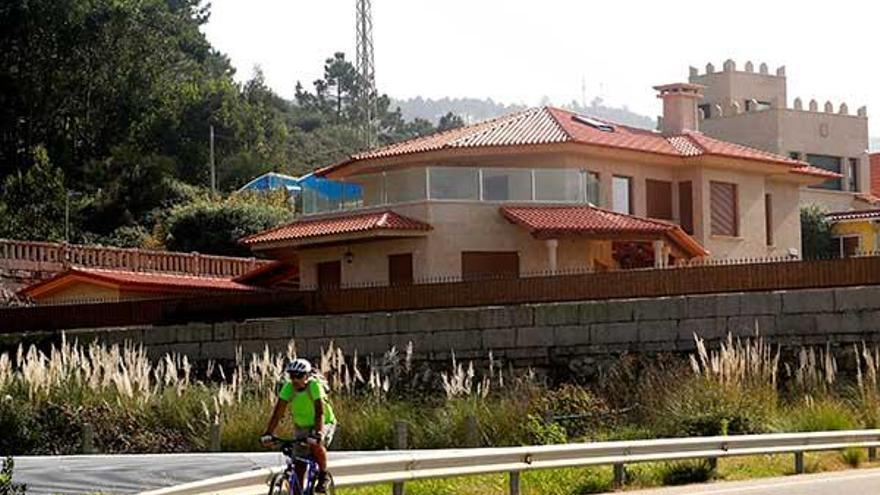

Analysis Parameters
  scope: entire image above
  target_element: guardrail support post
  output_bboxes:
[209,422,221,452]
[508,471,520,495]
[466,415,480,447]
[869,447,877,462]
[794,452,805,474]
[82,423,95,454]
[613,463,626,489]
[393,421,408,495]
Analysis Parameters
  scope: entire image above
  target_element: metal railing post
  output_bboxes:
[392,421,408,495]
[508,471,521,495]
[82,423,95,454]
[869,447,877,462]
[613,463,626,489]
[794,451,805,474]
[209,422,222,452]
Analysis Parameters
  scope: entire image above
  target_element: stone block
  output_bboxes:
[815,312,861,335]
[237,339,271,357]
[200,341,237,360]
[515,326,555,348]
[100,327,146,346]
[553,325,591,347]
[293,317,325,339]
[304,338,333,358]
[213,323,234,341]
[176,323,213,343]
[634,297,685,321]
[590,322,638,344]
[534,303,580,326]
[678,318,725,341]
[740,292,781,316]
[478,306,533,329]
[685,295,718,319]
[260,319,295,340]
[835,286,880,312]
[482,328,517,350]
[363,313,396,334]
[143,326,178,345]
[580,301,635,324]
[782,290,834,314]
[233,321,264,341]
[726,316,776,337]
[779,314,818,335]
[430,330,484,353]
[860,310,880,333]
[341,334,393,355]
[715,293,743,316]
[637,319,678,343]
[324,315,365,337]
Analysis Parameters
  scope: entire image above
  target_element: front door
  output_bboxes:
[317,261,341,289]
[388,253,414,286]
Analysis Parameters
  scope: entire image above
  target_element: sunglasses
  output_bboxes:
[289,371,307,379]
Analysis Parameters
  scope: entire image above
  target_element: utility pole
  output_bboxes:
[355,0,378,148]
[209,124,216,192]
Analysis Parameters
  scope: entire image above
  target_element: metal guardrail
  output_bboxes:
[140,429,880,495]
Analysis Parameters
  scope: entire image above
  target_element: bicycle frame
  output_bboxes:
[283,453,320,495]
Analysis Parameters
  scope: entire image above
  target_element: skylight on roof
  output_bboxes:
[573,115,615,132]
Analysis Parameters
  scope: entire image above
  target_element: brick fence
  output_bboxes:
[5,285,879,374]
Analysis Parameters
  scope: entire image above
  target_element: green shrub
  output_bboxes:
[841,447,865,468]
[0,456,26,494]
[657,460,715,486]
[0,398,37,455]
[780,397,858,432]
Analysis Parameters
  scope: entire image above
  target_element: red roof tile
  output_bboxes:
[790,164,845,179]
[318,106,810,177]
[871,153,880,196]
[21,267,262,298]
[826,208,880,221]
[241,210,432,246]
[500,205,708,258]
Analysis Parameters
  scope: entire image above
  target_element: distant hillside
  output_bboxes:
[392,96,656,130]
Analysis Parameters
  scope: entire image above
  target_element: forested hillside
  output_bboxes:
[0,0,461,254]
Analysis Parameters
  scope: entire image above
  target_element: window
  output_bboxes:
[678,181,694,235]
[386,168,427,203]
[612,176,633,214]
[317,261,341,290]
[585,171,600,206]
[429,167,479,200]
[710,181,738,237]
[833,236,861,258]
[698,104,712,119]
[481,169,532,201]
[461,252,519,280]
[388,253,413,286]
[765,194,773,246]
[359,173,385,206]
[847,158,860,192]
[534,169,581,202]
[645,179,673,220]
[806,154,843,190]
[789,151,801,161]
[745,100,772,112]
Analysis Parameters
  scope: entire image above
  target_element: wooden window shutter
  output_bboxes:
[710,181,738,237]
[678,181,694,235]
[646,179,673,220]
[765,194,773,246]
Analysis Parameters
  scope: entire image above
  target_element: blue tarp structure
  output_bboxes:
[297,173,362,201]
[236,172,301,193]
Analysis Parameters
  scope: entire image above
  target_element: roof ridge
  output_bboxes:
[502,204,679,229]
[447,107,550,147]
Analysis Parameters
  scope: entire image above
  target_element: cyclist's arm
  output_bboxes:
[314,398,324,435]
[264,398,288,436]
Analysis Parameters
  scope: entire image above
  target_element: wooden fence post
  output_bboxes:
[393,421,408,495]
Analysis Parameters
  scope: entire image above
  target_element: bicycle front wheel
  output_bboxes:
[267,472,289,495]
[324,472,337,495]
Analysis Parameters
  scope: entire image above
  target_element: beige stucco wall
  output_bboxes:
[691,67,787,113]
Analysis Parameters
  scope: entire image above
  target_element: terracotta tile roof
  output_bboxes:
[21,267,262,298]
[233,260,300,288]
[790,164,845,179]
[871,153,880,196]
[500,205,708,258]
[240,210,432,246]
[318,106,810,176]
[826,208,880,221]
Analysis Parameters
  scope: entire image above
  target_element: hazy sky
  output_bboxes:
[202,0,879,137]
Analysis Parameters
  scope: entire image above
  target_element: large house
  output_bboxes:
[242,83,836,289]
[689,60,874,211]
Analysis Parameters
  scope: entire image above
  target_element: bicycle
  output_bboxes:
[266,436,335,495]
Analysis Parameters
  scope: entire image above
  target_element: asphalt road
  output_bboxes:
[626,468,880,495]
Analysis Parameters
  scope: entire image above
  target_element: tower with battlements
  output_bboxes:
[689,60,871,212]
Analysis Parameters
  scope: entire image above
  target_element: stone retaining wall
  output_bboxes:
[5,286,880,373]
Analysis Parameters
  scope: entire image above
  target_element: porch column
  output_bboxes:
[653,240,666,268]
[546,239,558,273]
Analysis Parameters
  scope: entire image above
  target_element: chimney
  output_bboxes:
[653,83,705,135]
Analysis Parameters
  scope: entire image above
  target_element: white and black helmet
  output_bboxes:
[285,358,312,375]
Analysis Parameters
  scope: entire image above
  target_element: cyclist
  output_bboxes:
[261,358,337,493]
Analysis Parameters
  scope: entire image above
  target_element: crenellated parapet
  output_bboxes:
[690,59,786,78]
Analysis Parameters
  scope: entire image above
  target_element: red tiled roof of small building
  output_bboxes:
[500,205,709,258]
[20,267,263,298]
[871,153,880,196]
[317,106,823,177]
[825,208,880,221]
[240,210,432,245]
